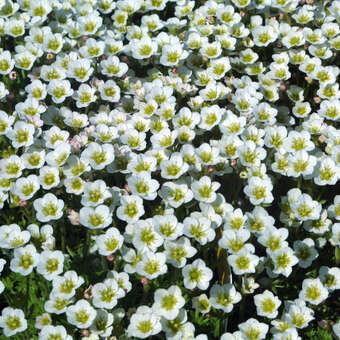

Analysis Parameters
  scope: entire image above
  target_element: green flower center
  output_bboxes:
[6,316,21,331]
[101,287,116,302]
[19,253,34,269]
[46,258,59,273]
[124,202,138,218]
[75,310,90,324]
[235,255,250,270]
[88,213,104,227]
[144,260,160,275]
[42,203,58,216]
[162,294,178,310]
[137,320,153,334]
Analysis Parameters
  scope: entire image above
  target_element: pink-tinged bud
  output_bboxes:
[29,116,44,128]
[280,84,286,91]
[70,138,81,153]
[121,56,129,63]
[240,11,245,17]
[67,209,80,225]
[141,277,148,286]
[7,92,15,100]
[9,71,17,80]
[106,255,114,262]
[82,35,89,41]
[82,330,89,336]
[46,53,54,60]
[84,285,93,299]
[314,96,321,104]
[85,126,95,135]
[208,166,215,173]
[19,200,27,207]
[124,184,131,193]
[318,136,325,143]
[230,159,237,167]
[172,68,178,74]
[305,76,313,84]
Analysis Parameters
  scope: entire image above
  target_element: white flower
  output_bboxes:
[38,325,72,340]
[128,172,159,200]
[132,219,163,252]
[67,59,94,82]
[12,174,40,200]
[79,205,112,229]
[136,251,167,279]
[0,307,27,337]
[228,250,259,275]
[153,215,183,241]
[191,176,220,203]
[291,194,321,221]
[43,33,63,53]
[160,43,188,66]
[333,320,340,339]
[81,180,111,207]
[200,41,222,59]
[314,157,339,185]
[33,193,64,222]
[127,306,161,339]
[153,285,185,320]
[331,223,340,246]
[299,278,328,305]
[209,283,241,313]
[244,177,274,205]
[81,143,114,170]
[238,141,266,167]
[6,121,35,148]
[44,292,71,315]
[51,270,84,299]
[39,166,60,190]
[287,151,317,178]
[100,55,128,77]
[10,244,39,276]
[219,228,252,254]
[319,266,340,291]
[160,153,189,179]
[283,299,314,329]
[283,131,314,153]
[98,80,121,103]
[238,318,269,340]
[92,278,124,309]
[159,181,193,208]
[164,237,197,268]
[0,51,14,75]
[252,26,278,47]
[66,299,97,329]
[80,38,105,58]
[182,259,213,290]
[254,290,281,319]
[15,97,46,119]
[294,238,318,268]
[96,227,124,256]
[271,247,299,277]
[0,110,15,135]
[116,195,145,223]
[37,250,64,281]
[183,214,215,245]
[73,84,97,108]
[328,195,340,220]
[224,208,247,231]
[131,36,158,59]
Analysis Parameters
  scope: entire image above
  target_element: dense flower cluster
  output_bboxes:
[0,0,339,339]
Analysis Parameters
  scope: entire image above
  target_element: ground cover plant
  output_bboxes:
[0,0,340,339]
